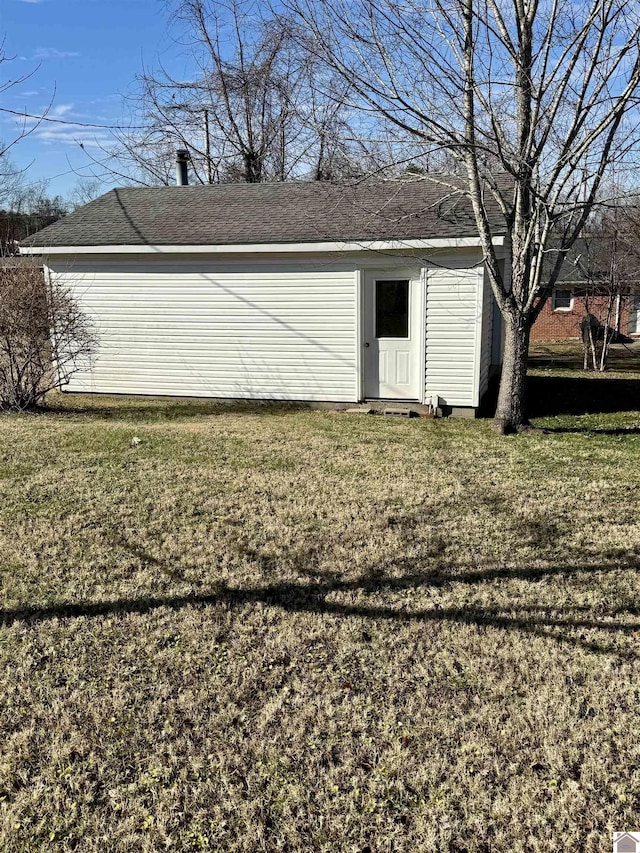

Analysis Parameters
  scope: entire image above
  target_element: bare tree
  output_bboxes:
[287,0,640,432]
[67,178,104,211]
[0,152,27,213]
[306,74,372,181]
[0,260,96,411]
[573,201,640,370]
[101,0,306,184]
[0,44,57,249]
[90,0,368,186]
[1,186,65,250]
[0,183,67,256]
[0,41,53,184]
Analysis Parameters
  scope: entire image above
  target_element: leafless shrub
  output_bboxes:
[0,260,96,411]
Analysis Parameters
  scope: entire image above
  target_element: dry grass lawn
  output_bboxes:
[2,373,640,851]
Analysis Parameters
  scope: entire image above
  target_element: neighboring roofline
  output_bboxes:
[21,236,505,256]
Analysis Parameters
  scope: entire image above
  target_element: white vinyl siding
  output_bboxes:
[424,263,484,408]
[48,257,358,402]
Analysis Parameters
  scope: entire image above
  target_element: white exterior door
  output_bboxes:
[363,272,422,400]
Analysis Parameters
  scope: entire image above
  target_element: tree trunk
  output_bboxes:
[244,151,263,183]
[614,292,622,341]
[599,295,615,372]
[588,323,597,370]
[493,315,531,434]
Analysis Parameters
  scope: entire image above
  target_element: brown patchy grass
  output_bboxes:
[1,388,640,852]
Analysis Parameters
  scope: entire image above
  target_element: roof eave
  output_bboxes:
[22,236,505,255]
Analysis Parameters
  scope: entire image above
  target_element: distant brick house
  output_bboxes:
[530,288,638,341]
[530,240,640,341]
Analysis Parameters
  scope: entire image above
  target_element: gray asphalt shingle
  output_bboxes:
[25,179,507,248]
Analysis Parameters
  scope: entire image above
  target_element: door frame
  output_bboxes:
[357,266,425,402]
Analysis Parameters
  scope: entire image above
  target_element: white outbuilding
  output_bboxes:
[24,177,505,416]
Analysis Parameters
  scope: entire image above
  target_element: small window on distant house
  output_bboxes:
[552,288,574,311]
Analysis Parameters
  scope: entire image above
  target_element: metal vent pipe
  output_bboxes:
[176,149,190,186]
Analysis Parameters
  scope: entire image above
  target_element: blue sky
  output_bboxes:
[1,0,179,199]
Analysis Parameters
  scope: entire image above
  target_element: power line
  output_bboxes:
[0,107,148,131]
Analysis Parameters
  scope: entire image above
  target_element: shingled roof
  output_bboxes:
[25,178,507,249]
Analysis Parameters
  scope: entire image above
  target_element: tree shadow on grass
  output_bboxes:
[3,548,640,658]
[481,357,640,421]
[539,424,640,436]
[527,374,640,418]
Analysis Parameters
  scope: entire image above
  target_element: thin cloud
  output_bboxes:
[36,127,112,149]
[33,48,80,60]
[19,0,47,4]
[50,103,74,117]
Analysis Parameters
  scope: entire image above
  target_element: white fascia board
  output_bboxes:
[21,236,505,256]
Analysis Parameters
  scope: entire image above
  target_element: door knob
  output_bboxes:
[364,342,370,347]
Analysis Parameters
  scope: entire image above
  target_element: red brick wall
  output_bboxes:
[530,294,634,341]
